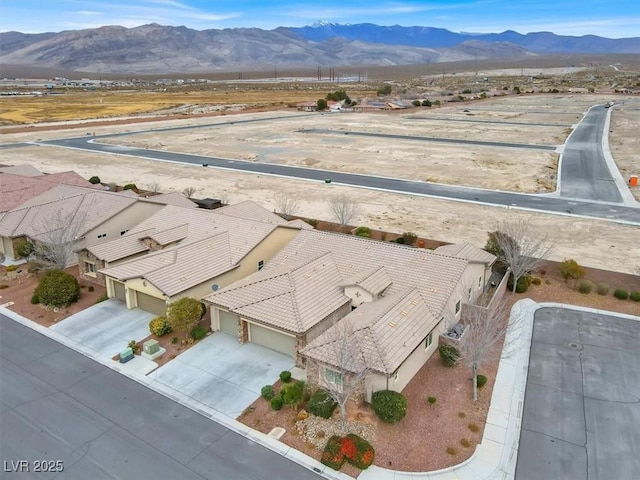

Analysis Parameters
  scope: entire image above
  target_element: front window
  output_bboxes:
[84,261,96,276]
[258,260,264,270]
[455,300,461,314]
[324,367,343,388]
[425,332,433,349]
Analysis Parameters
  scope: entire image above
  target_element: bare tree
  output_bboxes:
[457,299,516,401]
[493,219,554,294]
[316,320,369,434]
[149,182,161,193]
[274,193,299,220]
[328,193,359,229]
[182,186,197,198]
[31,205,91,269]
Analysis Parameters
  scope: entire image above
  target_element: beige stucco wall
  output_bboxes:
[343,286,374,307]
[1,236,15,259]
[79,201,164,249]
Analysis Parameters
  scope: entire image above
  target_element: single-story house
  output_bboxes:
[82,201,309,316]
[204,229,496,402]
[0,184,194,264]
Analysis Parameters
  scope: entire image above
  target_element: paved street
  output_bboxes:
[516,307,640,480]
[36,104,640,225]
[0,314,321,480]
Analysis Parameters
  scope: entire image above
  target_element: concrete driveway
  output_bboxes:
[50,299,154,358]
[148,332,293,418]
[516,307,640,480]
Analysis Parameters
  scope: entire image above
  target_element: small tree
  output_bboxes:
[422,99,432,107]
[492,219,554,294]
[166,297,204,341]
[274,193,299,220]
[558,259,585,287]
[313,320,369,434]
[89,176,101,184]
[317,99,328,111]
[182,186,197,198]
[457,299,515,401]
[328,194,359,229]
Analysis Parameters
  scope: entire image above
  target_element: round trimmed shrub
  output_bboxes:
[279,370,292,383]
[371,390,407,424]
[508,274,530,293]
[149,316,172,336]
[614,289,629,300]
[428,396,437,406]
[308,389,337,419]
[190,325,207,340]
[630,291,640,302]
[596,283,609,296]
[30,294,40,304]
[281,380,305,406]
[123,183,138,191]
[270,395,283,411]
[89,176,101,184]
[261,385,275,400]
[439,344,460,367]
[530,277,542,286]
[577,280,592,294]
[476,374,488,388]
[34,269,80,307]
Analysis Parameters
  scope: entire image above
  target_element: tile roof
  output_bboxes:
[100,233,236,297]
[213,200,288,225]
[205,229,468,337]
[435,242,496,264]
[0,173,101,212]
[0,164,43,177]
[302,288,440,375]
[0,188,136,241]
[207,252,349,334]
[96,203,302,296]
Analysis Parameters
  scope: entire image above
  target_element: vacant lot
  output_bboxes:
[609,105,640,200]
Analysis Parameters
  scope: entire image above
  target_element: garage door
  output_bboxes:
[112,280,126,302]
[136,292,166,317]
[249,323,296,357]
[219,310,239,336]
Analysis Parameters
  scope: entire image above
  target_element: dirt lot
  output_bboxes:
[609,105,640,200]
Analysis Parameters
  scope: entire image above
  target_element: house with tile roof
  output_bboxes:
[203,229,496,402]
[0,182,196,265]
[81,201,309,316]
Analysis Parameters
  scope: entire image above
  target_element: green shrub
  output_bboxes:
[371,390,407,424]
[127,340,140,354]
[354,226,372,238]
[89,176,101,184]
[428,396,437,406]
[88,285,94,292]
[279,370,292,383]
[422,99,432,107]
[558,259,584,283]
[614,289,629,300]
[402,231,417,246]
[596,283,610,295]
[577,280,592,294]
[530,277,542,286]
[507,274,530,293]
[412,100,421,107]
[171,336,179,344]
[96,294,108,303]
[34,269,80,307]
[308,389,337,419]
[149,316,172,336]
[190,325,207,340]
[123,183,138,191]
[395,237,405,244]
[270,395,283,411]
[261,385,275,400]
[6,265,18,272]
[0,284,8,290]
[306,218,318,227]
[476,374,487,388]
[281,380,305,406]
[630,291,640,302]
[30,294,39,304]
[439,344,459,366]
[15,239,34,258]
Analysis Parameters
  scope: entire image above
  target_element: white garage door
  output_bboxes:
[136,292,166,317]
[249,323,296,357]
[219,310,239,336]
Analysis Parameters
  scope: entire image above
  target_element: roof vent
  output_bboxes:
[388,321,396,327]
[211,284,220,291]
[401,310,408,316]
[411,300,418,306]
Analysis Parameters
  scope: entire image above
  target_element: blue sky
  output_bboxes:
[1,0,638,37]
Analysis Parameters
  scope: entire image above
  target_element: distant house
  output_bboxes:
[297,101,318,112]
[79,201,308,316]
[204,229,496,403]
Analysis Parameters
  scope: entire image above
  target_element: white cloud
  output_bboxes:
[74,10,102,16]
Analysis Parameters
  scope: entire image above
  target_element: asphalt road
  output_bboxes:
[558,106,622,203]
[516,308,640,480]
[42,135,640,225]
[0,314,321,480]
